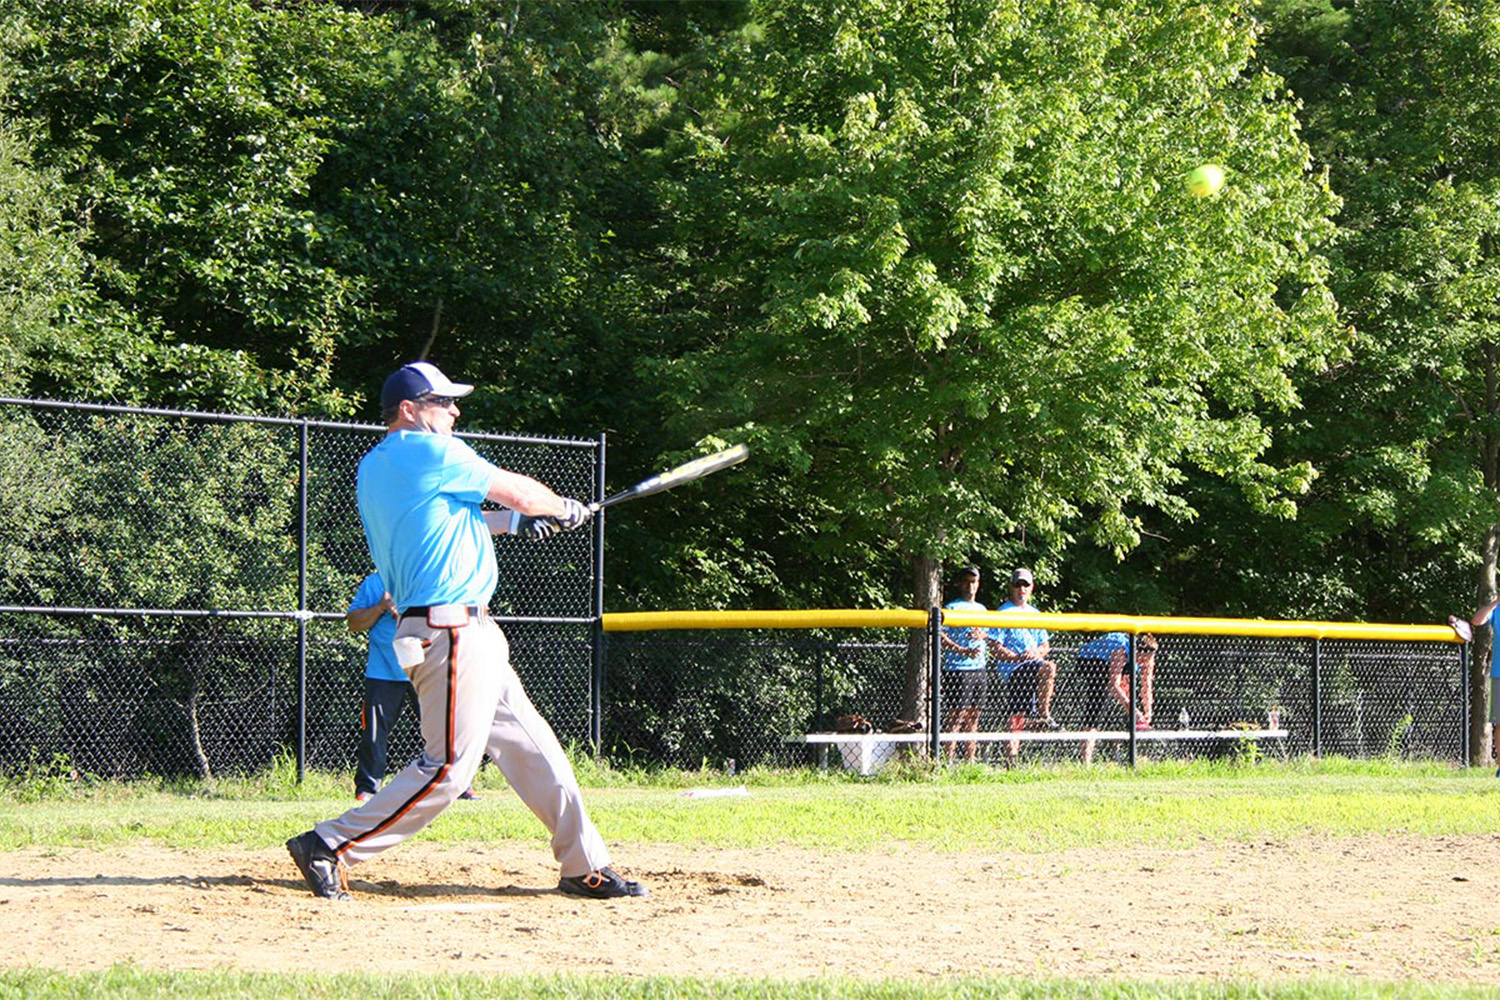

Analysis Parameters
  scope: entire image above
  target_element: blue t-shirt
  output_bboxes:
[941,599,987,671]
[348,572,404,682]
[1077,632,1136,673]
[1482,607,1500,679]
[356,430,500,611]
[996,600,1049,661]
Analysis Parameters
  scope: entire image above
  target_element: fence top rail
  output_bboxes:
[943,611,1461,642]
[0,606,593,626]
[602,608,1462,642]
[604,609,930,631]
[0,396,596,447]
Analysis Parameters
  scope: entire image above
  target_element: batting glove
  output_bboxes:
[556,498,592,531]
[515,515,563,541]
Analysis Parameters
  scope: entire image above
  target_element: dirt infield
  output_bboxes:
[2,834,1498,982]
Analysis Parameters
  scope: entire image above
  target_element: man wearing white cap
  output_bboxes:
[993,567,1061,756]
[287,361,647,901]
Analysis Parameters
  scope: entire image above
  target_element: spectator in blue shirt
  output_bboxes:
[940,565,989,762]
[347,571,476,802]
[1075,632,1158,763]
[993,568,1060,738]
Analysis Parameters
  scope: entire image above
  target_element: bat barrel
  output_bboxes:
[589,444,748,514]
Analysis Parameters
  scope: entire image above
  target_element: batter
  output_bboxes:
[287,361,647,901]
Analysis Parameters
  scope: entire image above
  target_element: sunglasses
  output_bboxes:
[418,394,459,407]
[1010,580,1033,588]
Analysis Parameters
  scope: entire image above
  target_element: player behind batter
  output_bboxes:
[287,361,647,901]
[345,570,478,803]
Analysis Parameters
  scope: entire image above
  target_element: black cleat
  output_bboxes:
[558,867,649,899]
[286,831,350,901]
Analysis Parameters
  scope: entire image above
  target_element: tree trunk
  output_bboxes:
[184,685,214,782]
[901,552,942,729]
[418,295,444,361]
[1472,524,1498,766]
[1478,341,1500,766]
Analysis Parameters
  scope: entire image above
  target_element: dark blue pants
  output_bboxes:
[355,676,417,796]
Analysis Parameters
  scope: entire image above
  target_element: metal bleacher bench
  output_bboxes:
[787,727,1291,775]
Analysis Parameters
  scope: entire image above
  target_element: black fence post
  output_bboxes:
[928,606,942,762]
[296,419,309,783]
[1460,639,1470,764]
[589,433,607,751]
[1126,632,1137,768]
[1311,637,1322,758]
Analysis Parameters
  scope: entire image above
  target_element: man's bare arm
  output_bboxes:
[347,593,395,632]
[1472,597,1500,628]
[486,468,568,518]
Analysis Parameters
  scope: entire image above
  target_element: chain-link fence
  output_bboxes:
[602,628,923,771]
[0,398,1473,781]
[0,398,600,781]
[602,614,1468,772]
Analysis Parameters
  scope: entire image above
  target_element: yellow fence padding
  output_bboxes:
[602,609,1461,642]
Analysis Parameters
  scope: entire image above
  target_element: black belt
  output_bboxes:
[400,605,484,621]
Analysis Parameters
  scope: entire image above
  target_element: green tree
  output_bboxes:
[0,9,101,397]
[311,1,637,433]
[3,0,385,412]
[652,0,1341,717]
[1249,0,1500,762]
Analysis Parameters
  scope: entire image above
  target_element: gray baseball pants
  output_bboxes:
[315,611,611,877]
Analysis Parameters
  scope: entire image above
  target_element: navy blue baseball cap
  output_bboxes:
[380,361,474,410]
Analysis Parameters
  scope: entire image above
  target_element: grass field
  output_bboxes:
[0,757,1496,999]
[2,967,1497,999]
[0,755,1491,853]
